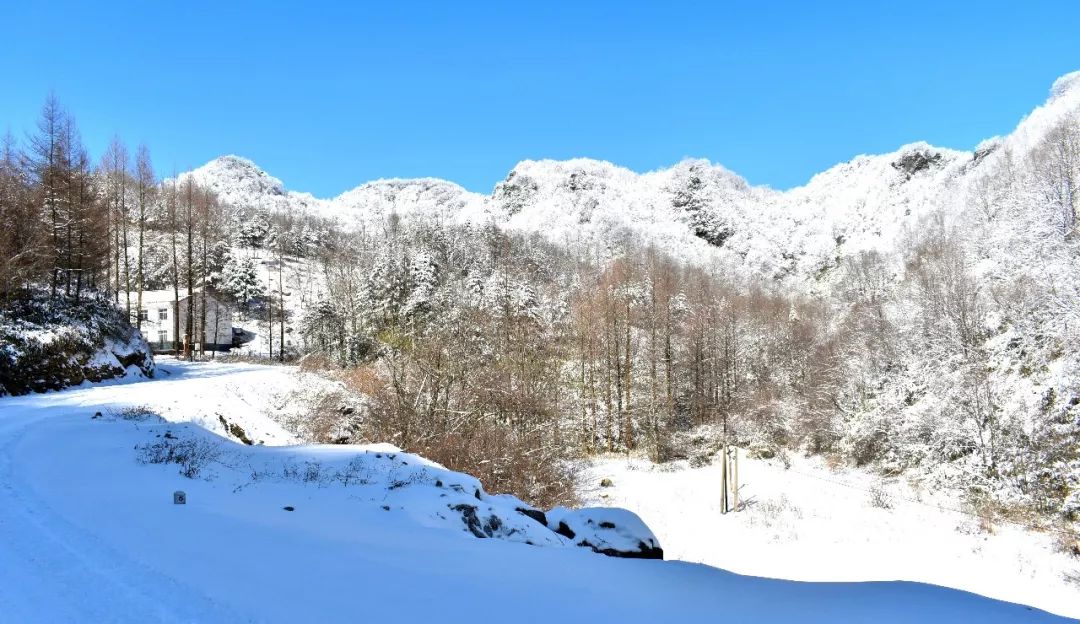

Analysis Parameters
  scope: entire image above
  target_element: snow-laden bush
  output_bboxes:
[867,481,894,509]
[136,435,221,479]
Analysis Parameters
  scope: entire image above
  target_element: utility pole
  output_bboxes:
[732,447,739,511]
[721,442,729,514]
[267,262,274,360]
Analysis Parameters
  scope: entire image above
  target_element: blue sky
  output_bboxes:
[1,1,1078,196]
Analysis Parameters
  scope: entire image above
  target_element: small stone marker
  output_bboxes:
[173,490,187,505]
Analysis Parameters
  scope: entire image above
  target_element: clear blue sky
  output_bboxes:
[1,1,1078,196]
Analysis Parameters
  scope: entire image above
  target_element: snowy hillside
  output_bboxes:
[332,177,487,226]
[176,72,1080,284]
[585,453,1080,620]
[0,361,1069,622]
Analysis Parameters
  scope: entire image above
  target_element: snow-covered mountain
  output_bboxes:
[179,155,329,217]
[180,71,1080,285]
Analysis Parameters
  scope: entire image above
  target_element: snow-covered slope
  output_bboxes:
[585,453,1080,620]
[0,361,1069,622]
[178,71,1080,283]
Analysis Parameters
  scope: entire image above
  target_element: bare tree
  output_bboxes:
[134,145,155,332]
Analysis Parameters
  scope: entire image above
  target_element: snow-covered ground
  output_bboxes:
[0,360,1072,622]
[584,453,1080,620]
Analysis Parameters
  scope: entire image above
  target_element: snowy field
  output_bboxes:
[584,454,1080,620]
[0,359,1072,622]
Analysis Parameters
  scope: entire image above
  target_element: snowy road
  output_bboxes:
[0,372,247,622]
[0,361,1073,623]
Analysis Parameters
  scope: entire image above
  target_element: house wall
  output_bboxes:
[137,300,177,351]
[177,295,233,348]
[134,293,233,352]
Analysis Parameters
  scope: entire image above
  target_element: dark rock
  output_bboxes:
[891,150,943,179]
[973,140,1000,165]
[547,507,664,560]
[599,478,614,488]
[579,539,664,560]
[450,503,487,538]
[217,414,254,445]
[450,503,508,539]
[515,507,547,526]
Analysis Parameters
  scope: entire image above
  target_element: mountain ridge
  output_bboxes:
[181,71,1080,282]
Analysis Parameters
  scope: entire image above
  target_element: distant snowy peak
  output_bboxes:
[985,71,1080,165]
[183,155,285,200]
[331,178,486,225]
[1050,70,1080,101]
[178,155,327,216]
[478,157,776,267]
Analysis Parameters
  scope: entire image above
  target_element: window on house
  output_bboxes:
[139,309,149,321]
[157,330,168,345]
[158,308,168,321]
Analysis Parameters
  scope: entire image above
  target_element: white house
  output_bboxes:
[132,288,234,353]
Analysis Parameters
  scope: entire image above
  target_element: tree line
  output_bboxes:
[0,95,286,358]
[294,119,1080,514]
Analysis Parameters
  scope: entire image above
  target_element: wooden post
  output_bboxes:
[732,447,739,511]
[720,443,729,514]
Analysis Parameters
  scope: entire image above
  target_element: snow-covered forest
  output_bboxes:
[2,73,1080,536]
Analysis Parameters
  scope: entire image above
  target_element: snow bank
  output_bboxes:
[0,361,1069,622]
[584,453,1080,620]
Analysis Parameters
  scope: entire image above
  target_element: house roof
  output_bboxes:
[136,290,179,305]
[126,287,226,307]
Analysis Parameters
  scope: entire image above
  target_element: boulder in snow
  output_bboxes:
[546,507,663,560]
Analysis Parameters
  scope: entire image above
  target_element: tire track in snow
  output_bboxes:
[0,406,249,623]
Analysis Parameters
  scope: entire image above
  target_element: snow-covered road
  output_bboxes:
[0,361,1072,623]
[0,369,247,622]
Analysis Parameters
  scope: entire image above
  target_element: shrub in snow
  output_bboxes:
[1063,490,1080,523]
[112,405,160,421]
[867,482,894,510]
[545,507,663,559]
[688,453,713,468]
[136,434,222,479]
